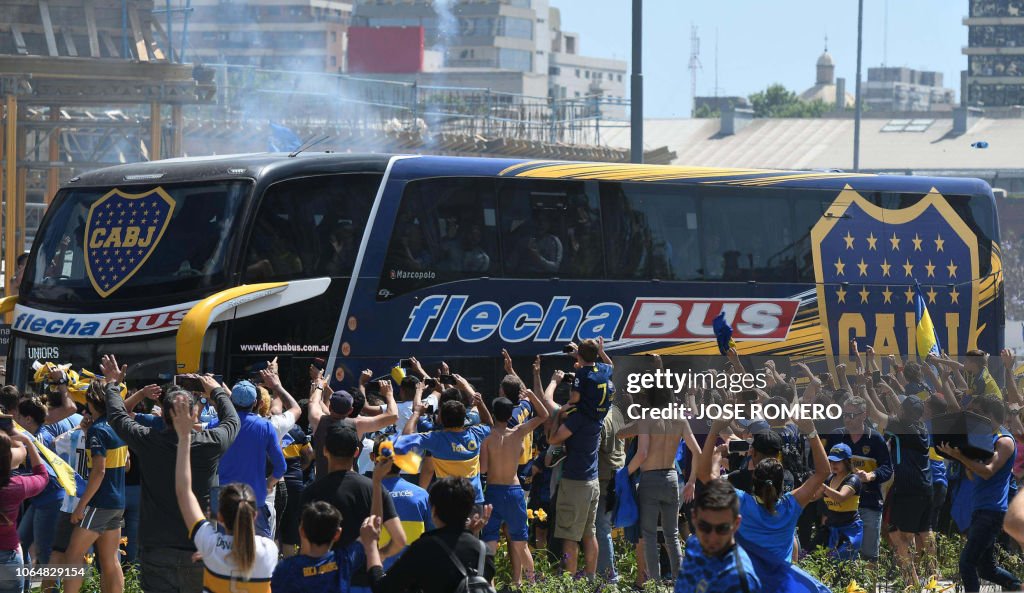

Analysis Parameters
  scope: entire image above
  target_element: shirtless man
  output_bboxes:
[623,413,697,583]
[480,388,549,587]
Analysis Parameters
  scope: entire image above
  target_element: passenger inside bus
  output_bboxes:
[506,212,563,275]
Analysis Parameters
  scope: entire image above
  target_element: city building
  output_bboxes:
[799,48,854,109]
[185,0,352,71]
[863,67,956,112]
[547,7,627,118]
[964,0,1024,107]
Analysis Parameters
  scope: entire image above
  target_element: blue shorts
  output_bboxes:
[482,484,528,542]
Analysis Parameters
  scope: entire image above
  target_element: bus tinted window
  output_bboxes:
[380,177,499,296]
[699,188,794,282]
[601,182,699,281]
[244,173,379,282]
[498,179,602,278]
[25,181,249,303]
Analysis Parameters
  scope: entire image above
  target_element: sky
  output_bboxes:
[552,0,968,118]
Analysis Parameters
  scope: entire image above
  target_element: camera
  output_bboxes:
[728,439,751,454]
[561,373,576,384]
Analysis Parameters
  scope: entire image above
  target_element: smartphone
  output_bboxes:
[872,370,881,384]
[438,374,456,384]
[741,390,758,402]
[562,345,576,354]
[399,359,412,369]
[312,357,326,371]
[561,372,576,384]
[174,374,203,393]
[423,404,435,415]
[0,416,12,433]
[729,440,750,454]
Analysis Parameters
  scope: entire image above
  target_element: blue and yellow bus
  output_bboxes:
[3,154,1003,390]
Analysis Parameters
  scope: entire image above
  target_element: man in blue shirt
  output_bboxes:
[676,478,761,593]
[937,395,1021,593]
[212,380,287,538]
[569,338,615,422]
[549,404,602,577]
[271,501,346,593]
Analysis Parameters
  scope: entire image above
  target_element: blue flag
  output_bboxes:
[268,122,302,152]
[712,311,736,355]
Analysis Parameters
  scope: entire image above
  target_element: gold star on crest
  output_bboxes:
[947,260,958,278]
[857,258,869,277]
[927,287,938,304]
[912,233,923,251]
[834,258,846,276]
[890,233,901,250]
[836,287,847,303]
[859,286,870,304]
[882,287,893,304]
[950,288,960,304]
[843,232,855,249]
[903,259,914,277]
[935,235,944,252]
[880,259,891,277]
[866,233,878,250]
[925,260,936,278]
[904,287,915,304]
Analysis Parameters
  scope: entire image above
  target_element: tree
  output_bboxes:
[693,104,720,118]
[748,83,831,118]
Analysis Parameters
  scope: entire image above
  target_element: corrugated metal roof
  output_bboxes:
[601,117,1024,170]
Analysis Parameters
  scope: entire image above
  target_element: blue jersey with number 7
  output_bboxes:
[572,362,615,421]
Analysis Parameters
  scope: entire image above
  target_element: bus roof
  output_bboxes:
[64,153,993,197]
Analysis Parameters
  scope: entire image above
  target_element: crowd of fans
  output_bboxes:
[6,337,1024,593]
[1002,231,1024,321]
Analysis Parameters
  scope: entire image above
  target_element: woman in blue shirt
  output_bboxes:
[697,416,829,590]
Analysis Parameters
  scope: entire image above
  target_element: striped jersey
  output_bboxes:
[85,418,127,509]
[53,427,89,513]
[191,519,277,593]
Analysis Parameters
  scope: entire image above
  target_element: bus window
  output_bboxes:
[244,174,378,282]
[379,177,499,297]
[791,192,836,283]
[25,181,249,303]
[699,188,793,282]
[600,182,699,281]
[499,179,601,278]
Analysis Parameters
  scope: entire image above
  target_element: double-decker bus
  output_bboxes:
[3,154,1003,390]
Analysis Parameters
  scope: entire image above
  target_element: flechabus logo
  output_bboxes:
[401,296,800,343]
[12,304,194,339]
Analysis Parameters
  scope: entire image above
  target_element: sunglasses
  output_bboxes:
[696,520,734,535]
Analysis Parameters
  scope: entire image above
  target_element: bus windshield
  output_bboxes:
[24,180,251,303]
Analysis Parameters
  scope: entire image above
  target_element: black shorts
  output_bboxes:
[889,494,933,534]
[52,511,74,553]
[278,481,305,546]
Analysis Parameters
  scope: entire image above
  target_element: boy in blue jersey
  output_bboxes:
[271,501,347,593]
[937,395,1022,593]
[63,382,129,593]
[394,377,493,503]
[676,478,761,593]
[568,338,615,422]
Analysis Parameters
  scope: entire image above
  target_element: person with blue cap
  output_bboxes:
[819,443,863,560]
[210,379,286,538]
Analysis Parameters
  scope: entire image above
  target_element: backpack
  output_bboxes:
[435,536,496,593]
[778,428,812,487]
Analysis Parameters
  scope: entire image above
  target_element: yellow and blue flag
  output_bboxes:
[914,282,942,359]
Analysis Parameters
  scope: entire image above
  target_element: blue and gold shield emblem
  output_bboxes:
[811,186,980,359]
[84,187,176,298]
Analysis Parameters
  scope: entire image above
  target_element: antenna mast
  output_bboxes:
[689,24,702,116]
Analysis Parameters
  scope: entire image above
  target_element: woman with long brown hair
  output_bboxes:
[172,398,277,592]
[0,420,50,593]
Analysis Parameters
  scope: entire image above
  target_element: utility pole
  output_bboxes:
[630,0,643,164]
[853,0,864,171]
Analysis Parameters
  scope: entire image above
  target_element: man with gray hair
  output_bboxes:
[825,393,892,561]
[99,354,240,593]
